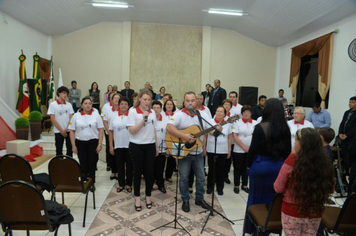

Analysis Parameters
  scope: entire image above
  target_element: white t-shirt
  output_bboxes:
[127,106,157,144]
[47,100,74,133]
[69,110,104,141]
[230,103,242,118]
[102,105,118,135]
[198,105,212,120]
[109,110,130,148]
[162,111,176,121]
[206,118,232,154]
[101,102,112,118]
[155,114,168,153]
[168,108,210,154]
[232,119,258,153]
[287,119,314,148]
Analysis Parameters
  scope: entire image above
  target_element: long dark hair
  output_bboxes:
[90,82,99,93]
[163,99,176,112]
[261,98,291,160]
[291,128,334,218]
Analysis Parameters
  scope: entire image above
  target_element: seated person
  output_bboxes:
[307,103,331,128]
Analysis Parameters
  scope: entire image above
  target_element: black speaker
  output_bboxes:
[239,86,258,106]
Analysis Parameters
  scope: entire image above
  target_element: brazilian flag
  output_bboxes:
[30,54,42,111]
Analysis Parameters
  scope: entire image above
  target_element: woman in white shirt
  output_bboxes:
[109,97,132,193]
[69,96,104,186]
[203,106,232,196]
[162,99,177,182]
[232,105,257,194]
[127,89,159,211]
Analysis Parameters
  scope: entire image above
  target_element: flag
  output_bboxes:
[16,54,30,118]
[31,54,42,111]
[58,67,63,88]
[47,61,55,103]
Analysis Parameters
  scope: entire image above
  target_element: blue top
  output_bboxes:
[307,108,331,128]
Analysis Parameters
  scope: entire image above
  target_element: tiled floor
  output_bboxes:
[4,155,344,236]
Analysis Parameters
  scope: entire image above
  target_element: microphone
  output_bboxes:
[144,106,149,122]
[188,105,194,117]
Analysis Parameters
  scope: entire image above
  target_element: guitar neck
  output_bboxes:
[193,120,229,138]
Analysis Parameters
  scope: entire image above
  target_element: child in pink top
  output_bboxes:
[274,128,334,236]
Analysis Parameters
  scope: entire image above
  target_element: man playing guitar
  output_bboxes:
[166,91,211,213]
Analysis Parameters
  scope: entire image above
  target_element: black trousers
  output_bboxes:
[105,133,116,172]
[115,148,132,187]
[129,142,156,197]
[207,153,226,191]
[154,153,167,188]
[55,132,72,157]
[76,139,98,183]
[165,156,176,179]
[224,144,234,179]
[92,103,100,114]
[233,152,248,187]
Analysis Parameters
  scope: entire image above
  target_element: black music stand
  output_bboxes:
[150,138,199,236]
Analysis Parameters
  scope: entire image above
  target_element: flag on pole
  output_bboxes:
[31,54,42,111]
[47,61,55,103]
[58,67,63,88]
[16,54,30,118]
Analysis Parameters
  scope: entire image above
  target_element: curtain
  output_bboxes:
[289,32,334,107]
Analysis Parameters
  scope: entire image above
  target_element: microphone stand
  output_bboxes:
[191,109,234,233]
[150,139,191,236]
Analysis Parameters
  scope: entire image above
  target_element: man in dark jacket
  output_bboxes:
[120,81,135,106]
[208,80,226,116]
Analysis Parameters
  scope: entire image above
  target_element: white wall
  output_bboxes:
[210,28,277,101]
[0,11,50,127]
[275,13,356,134]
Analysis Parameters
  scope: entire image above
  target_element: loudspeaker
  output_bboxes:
[239,86,258,106]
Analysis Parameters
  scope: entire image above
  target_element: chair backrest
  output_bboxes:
[48,155,84,191]
[264,193,283,229]
[41,105,49,117]
[0,153,36,185]
[0,180,53,232]
[334,192,356,232]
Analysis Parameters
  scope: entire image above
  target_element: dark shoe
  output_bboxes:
[110,175,115,180]
[188,188,193,194]
[182,201,190,212]
[158,187,167,194]
[217,190,224,195]
[145,197,152,209]
[234,187,240,194]
[195,199,210,209]
[135,205,142,211]
[125,186,132,193]
[327,199,335,205]
[106,166,111,171]
[224,177,231,184]
[241,186,249,193]
[117,187,124,193]
[206,188,212,194]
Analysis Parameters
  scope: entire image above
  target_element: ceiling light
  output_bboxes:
[205,9,247,16]
[89,1,133,8]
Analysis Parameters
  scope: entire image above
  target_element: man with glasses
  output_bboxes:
[287,107,314,149]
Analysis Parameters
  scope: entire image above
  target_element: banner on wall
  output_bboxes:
[15,53,30,118]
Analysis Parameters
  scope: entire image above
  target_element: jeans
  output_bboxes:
[178,153,205,202]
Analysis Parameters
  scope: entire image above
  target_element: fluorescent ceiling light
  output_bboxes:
[91,2,131,8]
[206,9,247,16]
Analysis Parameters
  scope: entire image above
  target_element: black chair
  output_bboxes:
[0,180,72,236]
[243,193,283,236]
[0,153,49,192]
[48,155,95,227]
[322,192,356,235]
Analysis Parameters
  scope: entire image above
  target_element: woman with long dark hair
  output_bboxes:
[244,98,291,234]
[274,128,334,235]
[104,85,112,104]
[89,82,100,112]
[127,89,158,211]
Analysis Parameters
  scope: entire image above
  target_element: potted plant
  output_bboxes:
[15,117,30,140]
[29,111,43,141]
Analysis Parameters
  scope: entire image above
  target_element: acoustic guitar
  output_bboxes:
[165,115,239,159]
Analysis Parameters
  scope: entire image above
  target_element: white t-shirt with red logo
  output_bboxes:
[127,106,157,144]
[69,110,104,141]
[48,100,74,133]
